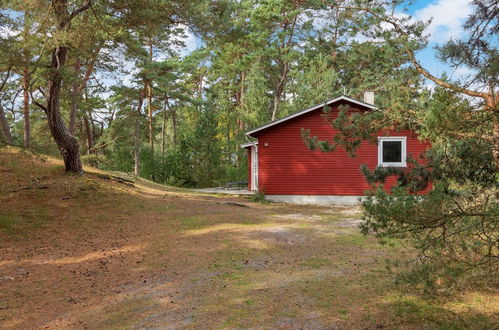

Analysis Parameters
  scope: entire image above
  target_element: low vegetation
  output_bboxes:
[1,148,497,329]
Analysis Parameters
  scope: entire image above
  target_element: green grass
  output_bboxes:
[220,271,243,281]
[389,296,495,329]
[334,233,371,247]
[94,296,157,329]
[0,207,49,236]
[239,219,260,225]
[249,191,268,203]
[318,214,345,223]
[0,214,18,233]
[300,257,332,269]
[244,299,256,305]
[180,216,209,229]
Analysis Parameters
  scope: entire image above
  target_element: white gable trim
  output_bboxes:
[240,141,258,148]
[246,95,377,137]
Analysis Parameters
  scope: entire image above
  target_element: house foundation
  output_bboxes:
[265,195,365,206]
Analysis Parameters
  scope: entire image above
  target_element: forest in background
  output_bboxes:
[1,0,492,187]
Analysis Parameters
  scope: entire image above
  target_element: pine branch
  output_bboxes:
[0,67,12,92]
[336,5,489,100]
[89,134,132,151]
[32,99,47,112]
[69,0,93,21]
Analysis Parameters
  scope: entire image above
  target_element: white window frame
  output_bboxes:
[378,137,407,167]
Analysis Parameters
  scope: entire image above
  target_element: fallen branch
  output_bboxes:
[97,174,135,186]
[0,139,22,147]
[218,202,249,208]
[10,185,49,192]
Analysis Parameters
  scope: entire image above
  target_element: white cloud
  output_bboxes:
[176,24,200,57]
[0,26,19,38]
[182,29,198,54]
[414,0,472,43]
[451,65,475,79]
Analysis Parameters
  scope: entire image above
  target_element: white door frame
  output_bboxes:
[251,145,258,191]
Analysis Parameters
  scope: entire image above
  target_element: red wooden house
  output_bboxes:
[242,93,429,205]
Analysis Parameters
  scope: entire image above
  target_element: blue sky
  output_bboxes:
[402,0,474,84]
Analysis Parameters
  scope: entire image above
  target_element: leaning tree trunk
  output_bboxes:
[0,69,13,144]
[35,0,91,174]
[45,45,83,174]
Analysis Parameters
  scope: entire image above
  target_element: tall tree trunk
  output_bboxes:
[485,93,498,168]
[134,91,145,176]
[495,118,499,169]
[270,14,297,121]
[82,87,94,153]
[147,41,154,151]
[91,117,97,142]
[0,105,13,144]
[330,5,340,61]
[165,98,177,146]
[272,62,288,121]
[134,116,141,176]
[69,41,100,135]
[83,112,94,154]
[161,97,167,156]
[69,57,81,135]
[22,11,31,148]
[78,119,86,153]
[147,81,153,150]
[22,66,30,148]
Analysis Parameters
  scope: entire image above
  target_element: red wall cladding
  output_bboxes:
[253,101,430,196]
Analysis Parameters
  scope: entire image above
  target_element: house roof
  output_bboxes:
[246,95,377,137]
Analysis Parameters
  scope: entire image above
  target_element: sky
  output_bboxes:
[403,0,474,83]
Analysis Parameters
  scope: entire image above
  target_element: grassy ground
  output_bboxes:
[0,147,497,329]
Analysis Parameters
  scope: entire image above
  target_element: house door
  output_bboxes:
[251,145,258,191]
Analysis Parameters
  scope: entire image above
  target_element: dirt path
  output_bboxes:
[1,149,497,329]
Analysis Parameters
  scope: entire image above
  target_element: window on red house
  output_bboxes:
[378,137,407,167]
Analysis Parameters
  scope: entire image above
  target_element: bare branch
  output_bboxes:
[30,91,47,112]
[69,0,93,21]
[89,134,132,151]
[37,87,46,98]
[0,139,22,147]
[0,67,12,92]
